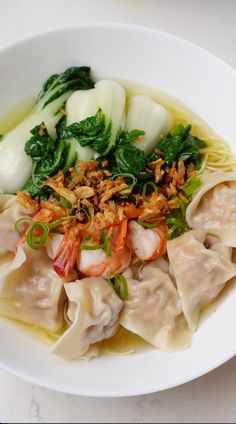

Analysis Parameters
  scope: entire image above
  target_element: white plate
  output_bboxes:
[0,23,236,397]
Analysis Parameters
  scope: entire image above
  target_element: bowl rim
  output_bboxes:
[0,22,236,397]
[1,21,235,76]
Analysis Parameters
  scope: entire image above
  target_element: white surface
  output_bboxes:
[1,0,236,422]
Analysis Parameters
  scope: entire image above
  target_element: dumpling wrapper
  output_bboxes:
[120,262,191,352]
[167,229,236,331]
[52,278,123,360]
[0,194,32,257]
[0,243,70,331]
[186,172,236,247]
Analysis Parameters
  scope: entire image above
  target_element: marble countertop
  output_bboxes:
[1,0,236,422]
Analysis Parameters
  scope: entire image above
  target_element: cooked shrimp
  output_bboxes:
[77,244,131,277]
[46,233,64,260]
[128,220,167,261]
[108,219,128,252]
[54,227,80,277]
[104,245,131,276]
[78,247,109,277]
[122,204,142,219]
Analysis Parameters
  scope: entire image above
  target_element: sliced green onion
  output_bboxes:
[60,197,72,209]
[183,176,202,196]
[101,232,112,257]
[27,222,50,250]
[51,229,63,235]
[53,193,60,201]
[106,274,113,288]
[107,274,129,300]
[80,235,102,251]
[142,181,158,201]
[80,243,103,251]
[167,225,178,240]
[0,134,3,141]
[166,216,185,227]
[48,219,65,230]
[80,232,111,256]
[166,198,189,240]
[137,221,157,229]
[78,207,91,230]
[15,217,33,234]
[112,173,137,190]
[178,198,187,218]
[118,275,129,300]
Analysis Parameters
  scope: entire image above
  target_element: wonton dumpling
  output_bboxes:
[167,229,236,331]
[52,278,123,360]
[120,263,191,352]
[0,194,32,256]
[186,172,236,247]
[0,243,67,331]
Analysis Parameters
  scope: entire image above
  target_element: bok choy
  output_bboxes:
[0,67,94,193]
[126,95,172,155]
[61,80,126,164]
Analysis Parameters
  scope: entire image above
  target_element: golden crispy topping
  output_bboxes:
[20,154,196,233]
[59,108,68,116]
[139,192,168,222]
[39,122,46,137]
[178,192,189,204]
[74,186,95,199]
[100,183,128,204]
[147,158,165,183]
[103,169,112,177]
[17,191,39,214]
[187,163,197,178]
[45,177,77,205]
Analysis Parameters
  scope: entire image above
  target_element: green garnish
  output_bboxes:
[14,217,33,234]
[26,219,66,250]
[137,221,157,229]
[78,207,91,230]
[0,134,3,141]
[182,176,202,196]
[60,197,72,209]
[48,219,65,230]
[166,199,188,240]
[101,232,112,257]
[142,181,158,200]
[107,274,129,300]
[80,242,103,251]
[80,232,111,257]
[27,222,50,250]
[112,173,137,190]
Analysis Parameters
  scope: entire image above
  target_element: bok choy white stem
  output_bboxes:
[126,95,172,155]
[64,80,126,163]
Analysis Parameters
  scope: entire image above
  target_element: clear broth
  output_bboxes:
[0,81,234,356]
[0,97,35,134]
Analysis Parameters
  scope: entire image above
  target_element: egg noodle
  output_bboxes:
[200,137,236,173]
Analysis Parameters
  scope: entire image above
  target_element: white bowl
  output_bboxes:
[0,23,236,397]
